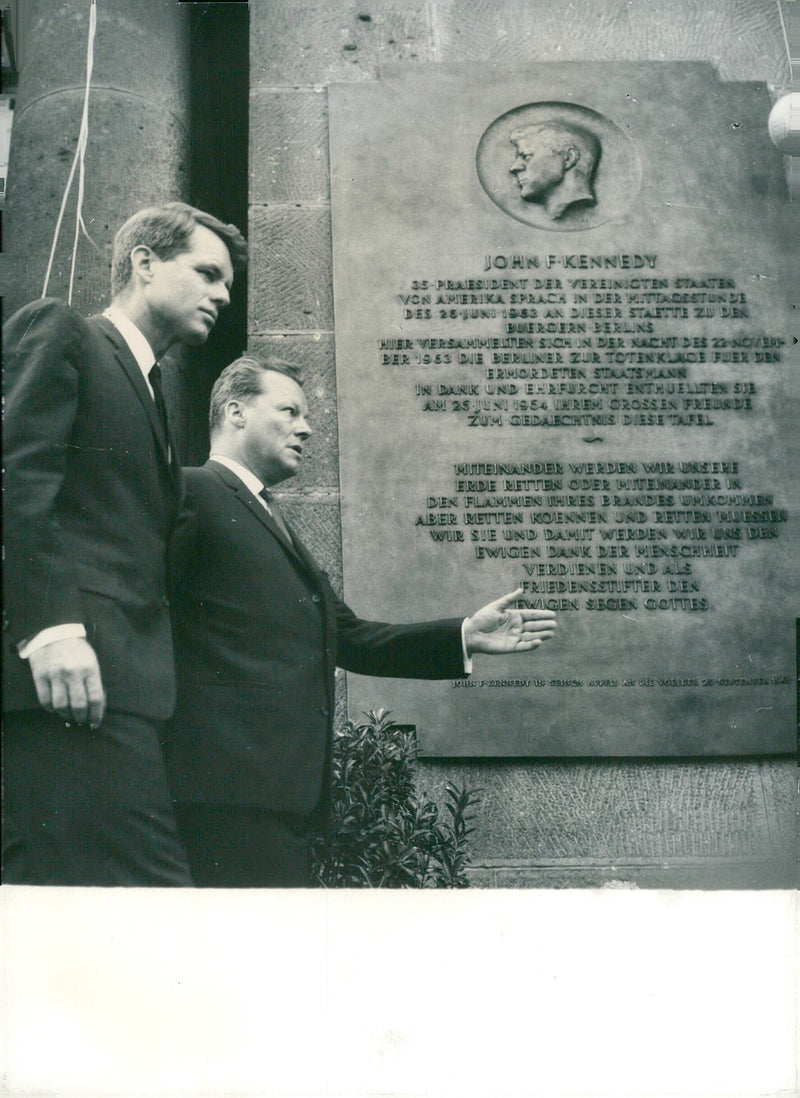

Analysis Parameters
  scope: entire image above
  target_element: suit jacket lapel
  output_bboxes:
[90,315,176,476]
[207,460,311,566]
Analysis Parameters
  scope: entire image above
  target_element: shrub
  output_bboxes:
[312,709,481,888]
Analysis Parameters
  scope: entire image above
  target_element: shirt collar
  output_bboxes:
[103,306,157,381]
[209,453,266,499]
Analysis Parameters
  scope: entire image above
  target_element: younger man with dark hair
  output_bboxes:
[3,201,247,886]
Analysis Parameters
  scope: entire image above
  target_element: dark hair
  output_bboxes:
[110,201,247,295]
[209,354,303,435]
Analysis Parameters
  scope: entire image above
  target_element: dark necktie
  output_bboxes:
[259,487,293,546]
[148,362,169,441]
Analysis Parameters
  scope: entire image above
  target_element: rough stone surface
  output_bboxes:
[418,756,797,872]
[433,0,790,88]
[758,758,800,860]
[250,0,434,85]
[4,92,190,314]
[278,496,344,592]
[248,205,334,331]
[469,859,795,890]
[250,89,330,203]
[248,333,340,490]
[3,0,191,317]
[15,0,190,114]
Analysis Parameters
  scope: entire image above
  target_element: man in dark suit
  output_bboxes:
[2,201,247,885]
[167,354,557,887]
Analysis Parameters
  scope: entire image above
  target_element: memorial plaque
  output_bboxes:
[329,64,797,756]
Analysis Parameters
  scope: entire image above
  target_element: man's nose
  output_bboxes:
[297,417,312,438]
[212,282,231,308]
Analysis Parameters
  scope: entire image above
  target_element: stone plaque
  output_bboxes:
[329,64,796,756]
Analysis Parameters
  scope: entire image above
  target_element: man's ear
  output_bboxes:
[130,245,155,284]
[562,146,580,172]
[225,399,247,428]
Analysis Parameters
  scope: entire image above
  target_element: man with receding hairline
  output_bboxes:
[3,201,247,885]
[166,354,558,888]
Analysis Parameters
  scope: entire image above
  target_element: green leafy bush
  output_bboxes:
[312,709,481,888]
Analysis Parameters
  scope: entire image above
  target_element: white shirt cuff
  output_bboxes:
[461,618,473,675]
[18,624,87,659]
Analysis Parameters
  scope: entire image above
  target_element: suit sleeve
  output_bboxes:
[332,591,467,680]
[167,468,204,598]
[3,299,86,643]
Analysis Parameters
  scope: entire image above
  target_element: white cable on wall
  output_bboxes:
[775,0,795,82]
[41,0,98,303]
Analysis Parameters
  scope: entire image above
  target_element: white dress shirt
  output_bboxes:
[102,305,158,396]
[208,453,268,501]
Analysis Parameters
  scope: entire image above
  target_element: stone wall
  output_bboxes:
[3,0,191,317]
[248,0,796,888]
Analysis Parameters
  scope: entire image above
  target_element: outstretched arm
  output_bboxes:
[464,588,557,655]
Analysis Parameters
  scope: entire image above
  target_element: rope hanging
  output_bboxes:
[41,0,99,303]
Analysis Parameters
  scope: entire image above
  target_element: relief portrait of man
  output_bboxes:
[509,121,601,220]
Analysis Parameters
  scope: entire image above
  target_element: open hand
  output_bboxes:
[464,588,557,655]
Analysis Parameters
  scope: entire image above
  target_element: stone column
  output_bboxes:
[2,0,191,317]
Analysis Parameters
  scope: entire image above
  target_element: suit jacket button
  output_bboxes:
[320,706,329,716]
[162,596,170,607]
[311,593,321,603]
